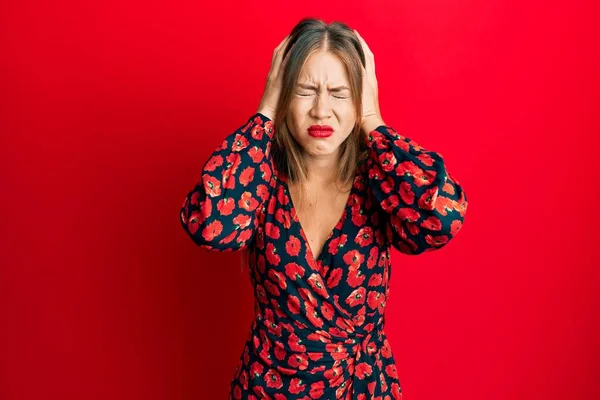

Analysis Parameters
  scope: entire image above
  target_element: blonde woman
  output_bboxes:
[180,18,468,399]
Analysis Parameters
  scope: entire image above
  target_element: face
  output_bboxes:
[285,50,357,159]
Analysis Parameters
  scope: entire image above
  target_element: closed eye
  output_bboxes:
[297,92,348,99]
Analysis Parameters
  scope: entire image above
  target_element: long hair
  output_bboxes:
[240,18,369,273]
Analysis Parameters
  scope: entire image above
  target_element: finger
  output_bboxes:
[272,35,291,63]
[355,30,375,74]
[354,30,373,59]
[281,43,295,69]
[274,36,293,65]
[273,42,293,74]
[276,35,291,52]
[354,30,369,51]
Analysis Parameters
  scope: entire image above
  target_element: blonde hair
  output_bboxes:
[240,18,369,272]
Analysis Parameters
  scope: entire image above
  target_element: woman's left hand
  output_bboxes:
[354,29,386,136]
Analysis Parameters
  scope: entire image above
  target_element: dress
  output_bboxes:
[179,113,468,399]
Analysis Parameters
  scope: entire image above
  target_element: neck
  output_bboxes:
[302,149,340,186]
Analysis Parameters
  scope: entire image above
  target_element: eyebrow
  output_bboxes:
[296,83,351,92]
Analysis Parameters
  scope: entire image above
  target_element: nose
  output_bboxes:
[310,93,333,121]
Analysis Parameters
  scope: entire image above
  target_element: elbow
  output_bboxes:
[387,207,467,255]
[180,206,254,252]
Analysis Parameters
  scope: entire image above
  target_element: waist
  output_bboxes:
[251,314,386,361]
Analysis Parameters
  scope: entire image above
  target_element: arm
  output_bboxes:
[364,124,468,255]
[179,113,275,251]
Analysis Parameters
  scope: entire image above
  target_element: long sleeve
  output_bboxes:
[179,113,275,251]
[365,125,468,255]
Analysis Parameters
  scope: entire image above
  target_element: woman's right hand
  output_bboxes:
[257,34,294,121]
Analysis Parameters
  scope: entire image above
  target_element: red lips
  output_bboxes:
[308,125,333,138]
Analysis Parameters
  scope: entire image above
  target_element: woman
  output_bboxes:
[180,18,468,400]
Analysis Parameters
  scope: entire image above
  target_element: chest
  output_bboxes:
[288,184,352,261]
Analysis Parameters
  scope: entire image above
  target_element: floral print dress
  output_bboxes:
[180,113,468,399]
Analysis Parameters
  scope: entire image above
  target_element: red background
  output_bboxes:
[2,0,599,399]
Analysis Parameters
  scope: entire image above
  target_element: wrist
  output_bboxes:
[361,116,386,135]
[256,108,275,121]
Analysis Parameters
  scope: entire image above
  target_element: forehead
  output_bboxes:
[297,50,349,86]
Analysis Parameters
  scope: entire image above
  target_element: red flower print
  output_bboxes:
[232,213,252,229]
[399,181,415,205]
[268,270,287,290]
[257,183,271,202]
[345,287,367,307]
[326,268,343,289]
[249,361,265,379]
[398,207,420,223]
[250,124,264,141]
[240,165,256,186]
[265,222,281,239]
[308,381,325,398]
[342,249,365,269]
[289,377,307,394]
[355,226,375,247]
[378,151,397,172]
[420,216,442,231]
[391,382,403,399]
[253,386,272,399]
[275,208,292,229]
[203,174,221,197]
[347,268,366,288]
[201,220,222,241]
[385,363,399,380]
[424,234,449,248]
[355,361,374,379]
[367,291,385,310]
[391,135,410,152]
[287,294,302,316]
[204,154,224,171]
[248,146,265,163]
[217,197,235,216]
[305,303,324,328]
[288,353,309,370]
[327,233,348,255]
[285,235,302,257]
[416,152,434,167]
[264,279,281,296]
[395,160,421,181]
[236,228,253,245]
[366,247,379,269]
[368,274,383,287]
[232,134,250,152]
[266,243,281,266]
[287,332,306,352]
[238,191,259,211]
[299,288,318,308]
[256,284,268,304]
[270,298,288,320]
[232,384,242,399]
[413,168,437,188]
[450,219,463,236]
[442,179,456,195]
[320,302,335,321]
[307,273,329,299]
[379,194,400,213]
[260,161,272,182]
[418,186,439,210]
[284,262,305,280]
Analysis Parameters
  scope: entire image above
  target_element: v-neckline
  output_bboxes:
[283,170,359,265]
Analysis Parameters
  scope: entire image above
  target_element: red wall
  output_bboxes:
[2,1,599,399]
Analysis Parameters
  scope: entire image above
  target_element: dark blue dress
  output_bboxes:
[180,113,468,399]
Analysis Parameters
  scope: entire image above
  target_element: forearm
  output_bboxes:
[361,116,387,137]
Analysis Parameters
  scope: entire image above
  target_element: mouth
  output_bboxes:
[308,125,334,138]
